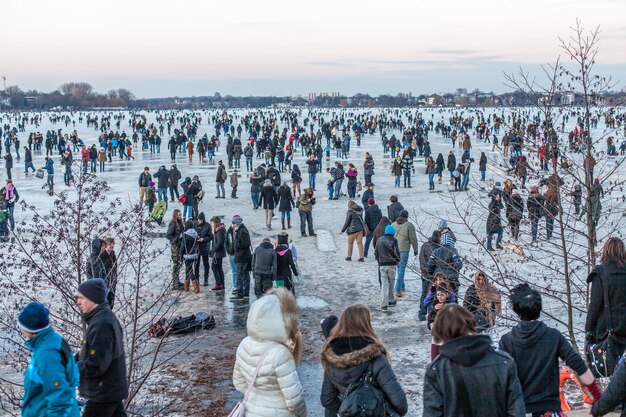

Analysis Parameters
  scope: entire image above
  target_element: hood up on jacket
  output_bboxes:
[506,320,548,349]
[184,228,198,239]
[438,334,492,367]
[90,238,103,256]
[247,293,289,345]
[322,337,386,369]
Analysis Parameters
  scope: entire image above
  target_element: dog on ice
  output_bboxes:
[500,241,525,260]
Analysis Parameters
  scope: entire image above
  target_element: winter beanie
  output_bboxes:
[78,278,108,305]
[438,219,448,229]
[17,302,50,333]
[385,225,396,235]
[198,212,206,221]
[320,315,338,339]
[367,198,375,206]
[232,215,243,224]
[399,210,409,219]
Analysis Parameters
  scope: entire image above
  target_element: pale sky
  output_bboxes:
[2,0,626,98]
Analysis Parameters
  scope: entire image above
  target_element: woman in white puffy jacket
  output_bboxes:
[233,287,308,417]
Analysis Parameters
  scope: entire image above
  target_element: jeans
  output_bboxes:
[487,230,503,249]
[394,251,410,292]
[461,174,469,191]
[157,188,168,203]
[308,173,316,190]
[395,175,401,187]
[347,181,357,199]
[182,205,193,219]
[403,172,411,187]
[299,210,314,235]
[333,178,343,197]
[379,265,396,307]
[246,156,253,171]
[428,173,435,189]
[480,170,486,181]
[46,175,54,191]
[216,182,225,198]
[280,211,291,222]
[363,231,374,257]
[99,161,105,172]
[90,160,96,172]
[7,205,15,230]
[229,255,237,287]
[531,219,539,242]
[251,192,260,208]
[236,261,251,297]
[169,186,179,201]
[419,275,431,318]
[546,216,555,239]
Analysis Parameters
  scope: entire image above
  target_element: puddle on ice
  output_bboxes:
[315,229,337,252]
[297,295,328,309]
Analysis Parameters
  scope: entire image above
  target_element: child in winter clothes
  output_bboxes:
[569,184,582,215]
[146,181,157,214]
[230,171,238,199]
[499,283,601,415]
[428,285,454,360]
[423,273,457,312]
[326,179,334,199]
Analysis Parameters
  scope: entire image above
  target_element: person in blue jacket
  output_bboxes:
[42,156,55,193]
[19,302,80,417]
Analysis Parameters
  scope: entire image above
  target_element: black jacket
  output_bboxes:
[527,194,545,221]
[487,199,503,234]
[252,241,277,276]
[586,262,626,344]
[418,237,439,275]
[166,220,184,247]
[374,234,401,266]
[153,168,170,189]
[259,184,278,210]
[276,244,298,278]
[341,206,365,234]
[321,337,408,416]
[364,204,382,231]
[169,167,181,187]
[591,356,626,417]
[232,224,252,263]
[195,221,213,256]
[306,158,318,174]
[78,303,128,402]
[423,335,525,417]
[277,186,295,212]
[138,172,151,187]
[387,202,404,223]
[85,238,106,279]
[499,320,588,414]
[250,175,263,193]
[211,226,227,259]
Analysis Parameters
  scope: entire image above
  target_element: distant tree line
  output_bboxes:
[2,82,626,110]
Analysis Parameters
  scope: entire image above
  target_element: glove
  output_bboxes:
[584,381,602,404]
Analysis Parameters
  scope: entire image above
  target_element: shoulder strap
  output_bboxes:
[243,344,275,402]
[600,265,613,334]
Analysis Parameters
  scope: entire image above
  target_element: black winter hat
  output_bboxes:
[399,210,409,218]
[277,234,289,245]
[185,220,194,230]
[18,302,50,333]
[320,315,338,339]
[78,278,108,305]
[198,212,206,221]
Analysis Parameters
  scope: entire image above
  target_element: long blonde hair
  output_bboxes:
[266,288,302,364]
[321,304,388,370]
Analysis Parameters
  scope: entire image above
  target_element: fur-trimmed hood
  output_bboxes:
[322,337,386,369]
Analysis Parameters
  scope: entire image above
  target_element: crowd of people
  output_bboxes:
[3,106,626,416]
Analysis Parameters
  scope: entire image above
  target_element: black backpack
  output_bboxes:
[338,362,387,417]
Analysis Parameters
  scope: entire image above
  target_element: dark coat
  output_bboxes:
[77,304,128,403]
[232,224,252,263]
[259,184,278,210]
[169,167,181,187]
[153,168,170,189]
[276,244,298,278]
[250,175,263,193]
[479,154,487,171]
[277,186,295,212]
[364,204,383,231]
[180,180,194,207]
[211,226,227,259]
[499,321,588,414]
[361,189,374,207]
[85,238,106,279]
[195,221,213,256]
[374,234,401,266]
[138,172,151,187]
[427,244,463,286]
[418,237,439,275]
[321,338,408,416]
[527,194,545,221]
[252,241,277,277]
[487,199,503,234]
[423,335,525,417]
[387,202,404,223]
[446,154,456,171]
[341,206,365,234]
[166,219,184,246]
[586,262,626,345]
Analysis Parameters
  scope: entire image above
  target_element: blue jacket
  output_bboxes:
[44,159,55,175]
[23,327,80,417]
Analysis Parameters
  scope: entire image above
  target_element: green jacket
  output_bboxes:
[392,217,418,253]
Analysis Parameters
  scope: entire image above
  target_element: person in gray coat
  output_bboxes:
[252,238,277,297]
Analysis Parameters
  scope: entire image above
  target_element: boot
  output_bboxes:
[192,280,200,294]
[183,280,190,291]
[281,220,286,230]
[203,277,209,286]
[287,219,292,229]
[172,280,184,291]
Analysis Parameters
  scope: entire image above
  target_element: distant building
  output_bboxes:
[24,96,37,106]
[561,93,575,106]
[308,92,317,101]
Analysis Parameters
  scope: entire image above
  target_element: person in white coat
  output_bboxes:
[233,287,308,417]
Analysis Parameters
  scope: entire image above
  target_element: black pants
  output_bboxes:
[254,273,274,298]
[184,259,197,281]
[83,400,127,417]
[236,261,251,296]
[169,186,179,201]
[211,257,225,286]
[195,253,210,281]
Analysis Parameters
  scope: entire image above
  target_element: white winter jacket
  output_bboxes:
[233,294,307,417]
